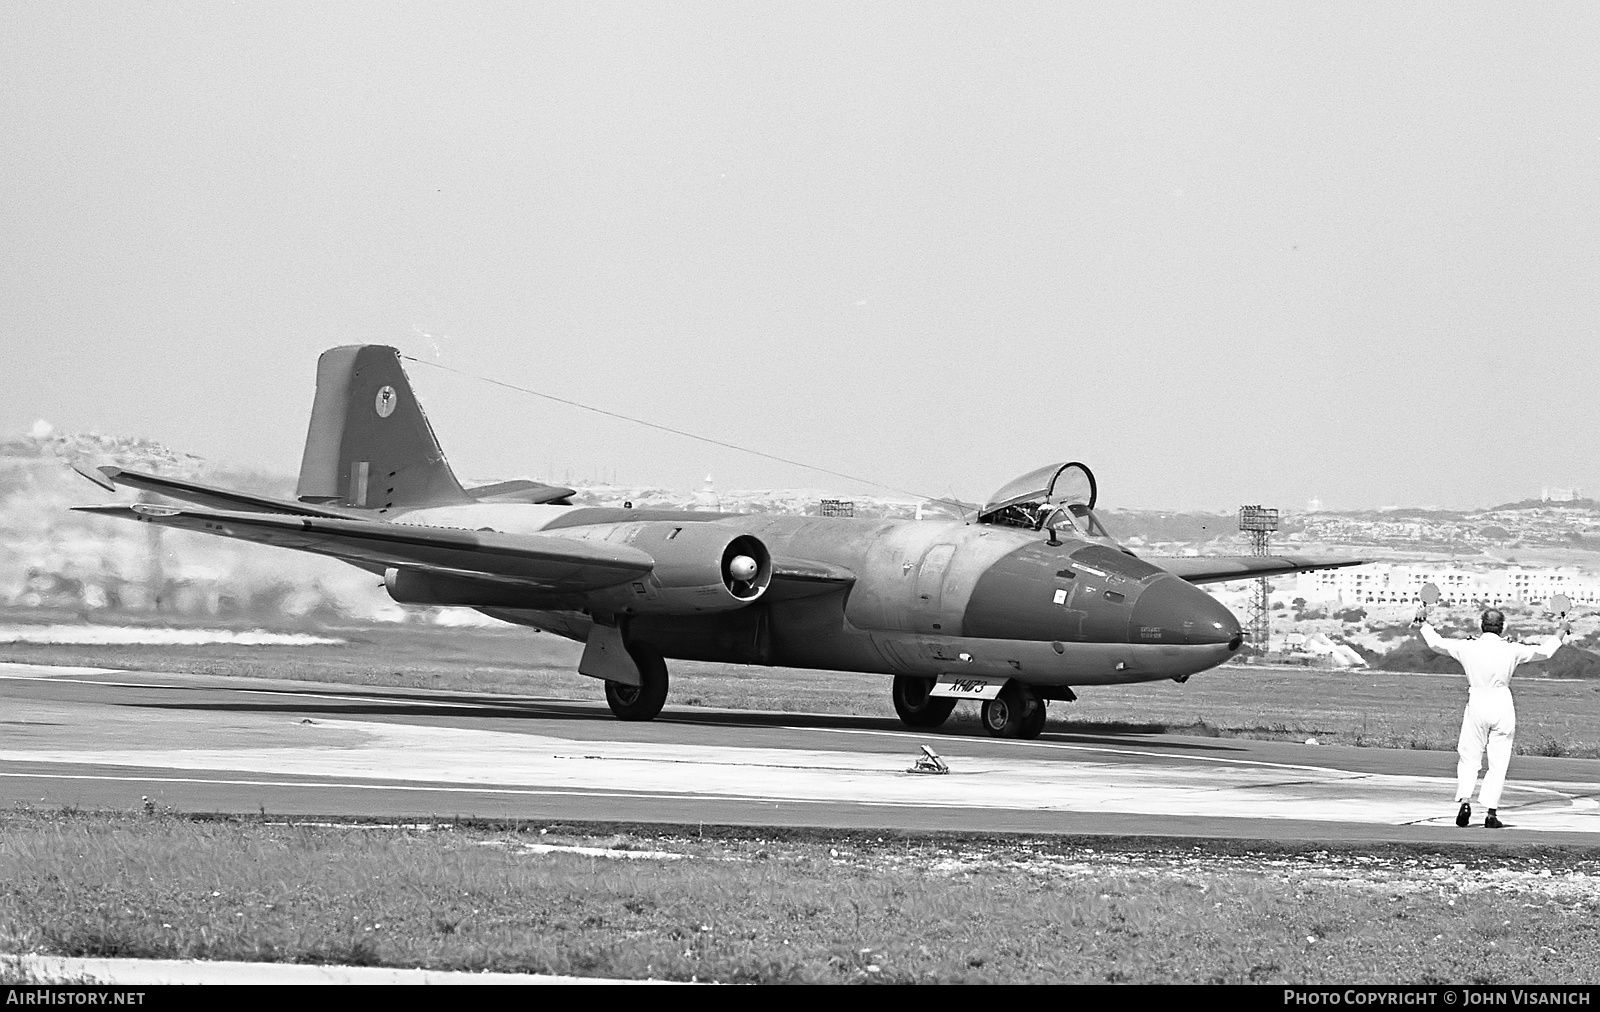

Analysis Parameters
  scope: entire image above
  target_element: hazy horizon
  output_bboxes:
[5,4,1597,512]
[13,411,1594,518]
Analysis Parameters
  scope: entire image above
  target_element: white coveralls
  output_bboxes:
[1419,625,1562,809]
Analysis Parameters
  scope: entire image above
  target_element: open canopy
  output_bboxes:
[976,462,1119,541]
[978,462,1097,524]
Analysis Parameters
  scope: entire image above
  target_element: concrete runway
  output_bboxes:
[3,660,1600,845]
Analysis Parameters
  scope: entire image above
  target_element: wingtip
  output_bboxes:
[72,503,188,519]
[70,464,119,493]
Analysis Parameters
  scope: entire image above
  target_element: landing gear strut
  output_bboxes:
[892,675,957,728]
[982,682,1047,740]
[604,644,669,721]
[1020,696,1048,738]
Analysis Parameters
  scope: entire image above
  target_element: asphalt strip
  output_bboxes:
[4,662,1597,832]
[0,627,343,646]
[0,954,680,985]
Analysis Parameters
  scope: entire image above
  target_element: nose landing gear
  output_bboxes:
[981,682,1047,740]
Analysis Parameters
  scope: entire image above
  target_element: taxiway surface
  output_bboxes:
[2,661,1599,845]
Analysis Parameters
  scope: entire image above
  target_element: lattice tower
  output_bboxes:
[1238,506,1280,652]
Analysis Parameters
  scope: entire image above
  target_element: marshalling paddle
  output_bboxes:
[1412,582,1442,625]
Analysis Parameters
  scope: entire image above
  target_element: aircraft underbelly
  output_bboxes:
[863,632,1231,685]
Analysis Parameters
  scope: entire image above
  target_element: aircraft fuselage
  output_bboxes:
[397,503,1244,688]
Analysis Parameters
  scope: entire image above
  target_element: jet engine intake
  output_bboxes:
[589,524,773,615]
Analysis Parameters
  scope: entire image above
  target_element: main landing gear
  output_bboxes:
[890,676,1050,740]
[604,644,669,721]
[892,675,958,728]
[980,682,1047,740]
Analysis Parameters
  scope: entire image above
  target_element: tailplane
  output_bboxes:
[296,346,470,511]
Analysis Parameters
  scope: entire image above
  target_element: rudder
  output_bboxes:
[296,346,469,511]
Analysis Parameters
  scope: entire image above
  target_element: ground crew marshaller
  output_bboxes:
[1414,603,1569,829]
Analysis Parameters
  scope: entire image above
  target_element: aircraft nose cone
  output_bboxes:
[1131,577,1243,649]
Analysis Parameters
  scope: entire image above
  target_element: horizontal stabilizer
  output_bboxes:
[1153,554,1367,586]
[464,479,577,505]
[74,504,654,593]
[70,464,117,492]
[77,466,368,519]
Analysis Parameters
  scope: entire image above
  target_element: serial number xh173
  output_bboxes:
[77,346,1361,738]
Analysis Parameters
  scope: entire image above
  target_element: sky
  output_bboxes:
[3,3,1597,512]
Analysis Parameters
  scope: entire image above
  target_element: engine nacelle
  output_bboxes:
[589,522,773,615]
[384,566,542,608]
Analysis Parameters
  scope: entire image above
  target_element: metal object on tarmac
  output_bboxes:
[908,745,949,775]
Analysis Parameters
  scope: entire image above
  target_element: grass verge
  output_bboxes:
[2,808,1599,984]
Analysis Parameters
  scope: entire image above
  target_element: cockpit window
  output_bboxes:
[1045,502,1116,541]
[976,462,1127,547]
[978,462,1098,529]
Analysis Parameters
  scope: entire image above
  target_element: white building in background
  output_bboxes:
[693,475,721,510]
[1543,486,1583,502]
[1293,564,1600,610]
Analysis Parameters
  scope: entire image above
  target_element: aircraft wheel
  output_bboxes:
[892,676,957,728]
[604,645,669,721]
[1019,697,1047,739]
[981,684,1026,738]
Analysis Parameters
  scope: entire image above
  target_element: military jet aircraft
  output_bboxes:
[74,345,1363,739]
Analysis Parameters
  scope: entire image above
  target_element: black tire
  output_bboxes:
[1018,696,1047,739]
[981,683,1026,738]
[604,645,669,721]
[892,675,957,728]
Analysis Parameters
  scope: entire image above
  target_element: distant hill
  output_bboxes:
[1374,635,1600,679]
[1487,498,1600,512]
[0,426,293,499]
[1097,509,1236,547]
[1,428,382,622]
[1,428,204,478]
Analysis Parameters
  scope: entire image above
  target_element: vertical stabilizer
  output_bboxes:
[296,346,469,511]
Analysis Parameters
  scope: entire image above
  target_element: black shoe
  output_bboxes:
[1484,813,1503,829]
[1455,802,1471,828]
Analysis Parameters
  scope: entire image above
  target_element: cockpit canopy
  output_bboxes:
[977,461,1116,541]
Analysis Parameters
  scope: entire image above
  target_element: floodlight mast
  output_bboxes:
[1238,506,1280,653]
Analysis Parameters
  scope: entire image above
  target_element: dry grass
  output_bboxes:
[1052,660,1600,757]
[2,808,1599,984]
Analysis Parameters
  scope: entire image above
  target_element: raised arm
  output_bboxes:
[1419,623,1466,661]
[1517,624,1571,664]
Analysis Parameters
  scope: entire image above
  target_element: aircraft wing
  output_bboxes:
[1152,555,1367,586]
[766,555,857,600]
[770,556,855,585]
[73,504,654,592]
[74,466,368,519]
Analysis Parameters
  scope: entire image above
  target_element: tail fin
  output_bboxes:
[296,346,470,512]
